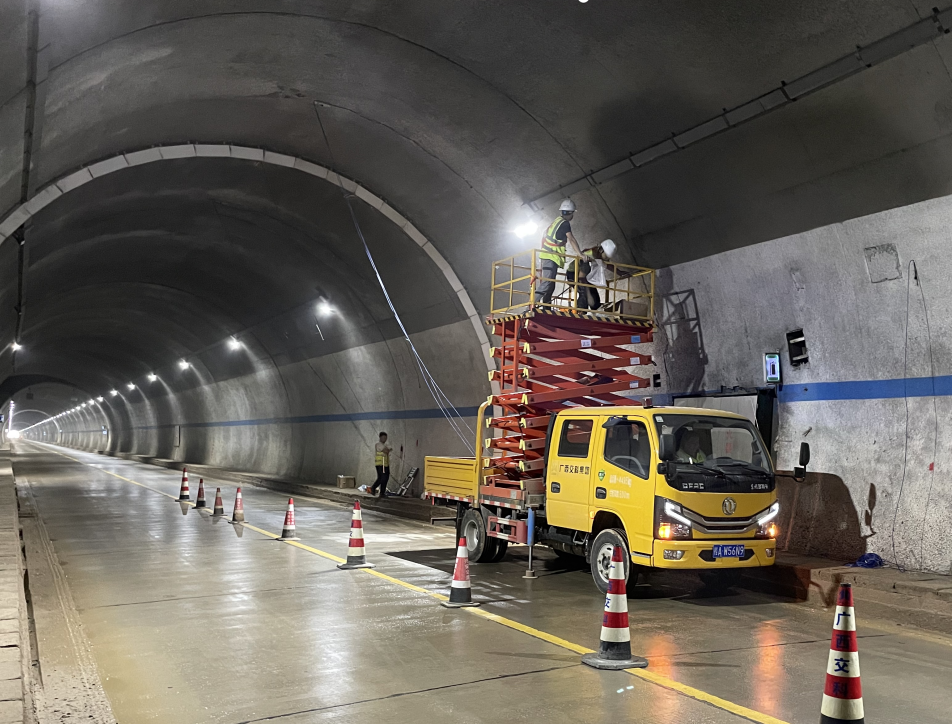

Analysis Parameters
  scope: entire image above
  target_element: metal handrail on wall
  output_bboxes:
[490,248,655,324]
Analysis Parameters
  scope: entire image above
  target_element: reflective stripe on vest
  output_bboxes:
[375,450,389,467]
[540,217,567,266]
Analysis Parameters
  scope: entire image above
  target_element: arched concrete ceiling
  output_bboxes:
[3,0,952,397]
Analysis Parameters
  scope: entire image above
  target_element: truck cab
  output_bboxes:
[542,405,780,591]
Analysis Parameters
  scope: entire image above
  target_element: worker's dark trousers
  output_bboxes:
[565,268,601,310]
[534,259,559,306]
[371,466,390,497]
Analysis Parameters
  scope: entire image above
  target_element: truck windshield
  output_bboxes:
[652,414,773,490]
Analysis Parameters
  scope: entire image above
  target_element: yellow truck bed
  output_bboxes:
[424,456,479,502]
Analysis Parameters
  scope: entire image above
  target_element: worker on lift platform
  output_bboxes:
[535,198,583,307]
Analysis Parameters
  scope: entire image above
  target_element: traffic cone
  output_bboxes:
[440,537,480,608]
[820,583,864,723]
[195,479,207,508]
[337,501,374,569]
[277,498,299,540]
[581,545,648,670]
[230,487,245,524]
[211,488,225,517]
[177,468,190,501]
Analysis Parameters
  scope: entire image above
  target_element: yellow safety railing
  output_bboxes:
[490,248,655,324]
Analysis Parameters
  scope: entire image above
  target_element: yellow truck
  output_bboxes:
[425,400,809,593]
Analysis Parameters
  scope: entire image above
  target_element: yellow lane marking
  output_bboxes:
[27,442,789,724]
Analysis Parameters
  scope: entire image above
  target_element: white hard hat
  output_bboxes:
[559,198,577,213]
[600,239,617,258]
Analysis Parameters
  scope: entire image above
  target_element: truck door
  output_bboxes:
[546,417,595,532]
[597,417,656,556]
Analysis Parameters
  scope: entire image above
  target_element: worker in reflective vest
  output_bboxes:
[370,431,393,498]
[535,198,583,306]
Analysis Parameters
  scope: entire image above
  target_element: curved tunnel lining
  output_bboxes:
[0,144,495,381]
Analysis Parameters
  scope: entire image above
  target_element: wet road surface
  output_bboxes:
[14,442,952,723]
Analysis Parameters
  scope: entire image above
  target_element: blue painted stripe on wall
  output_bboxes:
[778,375,952,403]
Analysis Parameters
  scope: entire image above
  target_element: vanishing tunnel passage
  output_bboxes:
[3,3,952,723]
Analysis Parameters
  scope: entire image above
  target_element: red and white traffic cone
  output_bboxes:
[230,487,245,524]
[278,498,299,540]
[177,468,190,501]
[821,583,864,723]
[581,545,648,670]
[441,537,480,608]
[211,488,225,517]
[337,501,374,569]
[195,478,207,508]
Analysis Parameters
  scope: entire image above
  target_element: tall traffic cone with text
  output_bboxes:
[230,487,245,524]
[821,583,864,723]
[177,468,190,501]
[278,498,299,540]
[440,537,480,608]
[337,501,374,569]
[211,487,225,517]
[581,545,648,669]
[195,479,207,508]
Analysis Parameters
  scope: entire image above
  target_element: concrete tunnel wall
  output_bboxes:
[656,192,952,574]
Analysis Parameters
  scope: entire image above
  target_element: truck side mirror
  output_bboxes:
[658,433,676,461]
[793,442,810,482]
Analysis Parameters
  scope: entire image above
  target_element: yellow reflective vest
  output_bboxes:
[375,443,390,468]
[540,217,569,267]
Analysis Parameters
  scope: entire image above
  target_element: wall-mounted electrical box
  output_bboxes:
[786,329,809,366]
[764,353,781,383]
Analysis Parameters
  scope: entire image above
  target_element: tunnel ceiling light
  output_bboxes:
[10,342,21,351]
[513,221,538,238]
[147,372,157,382]
[96,396,104,402]
[126,383,135,390]
[227,337,241,350]
[178,360,189,370]
[316,300,335,316]
[110,390,118,397]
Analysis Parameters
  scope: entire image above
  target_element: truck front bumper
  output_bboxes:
[648,539,777,569]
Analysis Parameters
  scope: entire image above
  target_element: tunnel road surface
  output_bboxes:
[13,442,952,724]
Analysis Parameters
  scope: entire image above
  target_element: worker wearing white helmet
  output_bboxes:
[535,199,583,306]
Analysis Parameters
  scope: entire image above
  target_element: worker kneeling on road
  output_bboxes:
[535,199,583,307]
[370,431,393,498]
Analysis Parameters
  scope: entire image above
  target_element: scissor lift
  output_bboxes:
[477,249,657,533]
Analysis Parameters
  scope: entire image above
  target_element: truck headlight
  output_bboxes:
[756,502,780,539]
[655,498,691,540]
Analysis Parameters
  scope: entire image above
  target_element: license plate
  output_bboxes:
[712,544,745,559]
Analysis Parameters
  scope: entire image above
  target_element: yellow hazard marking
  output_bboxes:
[28,442,789,724]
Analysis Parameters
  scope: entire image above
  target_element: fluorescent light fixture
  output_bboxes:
[316,300,334,316]
[96,396,104,402]
[513,221,538,238]
[147,373,157,382]
[10,342,21,351]
[7,430,19,439]
[178,360,189,370]
[110,390,118,397]
[227,337,241,350]
[127,383,135,390]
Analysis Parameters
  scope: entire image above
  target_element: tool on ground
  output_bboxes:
[338,500,374,569]
[523,507,537,579]
[820,582,864,723]
[195,478,207,508]
[211,487,225,517]
[278,498,299,541]
[581,545,648,670]
[177,467,190,501]
[230,487,245,524]
[441,536,480,608]
[393,466,418,497]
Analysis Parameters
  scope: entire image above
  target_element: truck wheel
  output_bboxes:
[489,539,509,562]
[590,528,630,594]
[460,509,496,563]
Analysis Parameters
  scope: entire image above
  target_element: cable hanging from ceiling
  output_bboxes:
[312,102,476,455]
